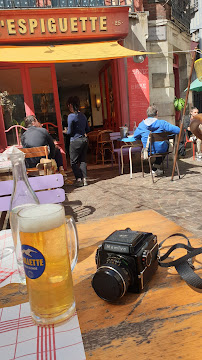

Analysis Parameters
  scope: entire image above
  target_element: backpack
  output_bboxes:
[178,142,186,157]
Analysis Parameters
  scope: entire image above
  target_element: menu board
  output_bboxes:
[127,57,150,130]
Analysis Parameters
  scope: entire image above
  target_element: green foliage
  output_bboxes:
[174,97,186,111]
[0,91,16,114]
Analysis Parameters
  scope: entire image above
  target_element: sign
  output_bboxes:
[0,7,129,44]
[22,245,46,279]
[127,57,150,129]
[148,25,166,41]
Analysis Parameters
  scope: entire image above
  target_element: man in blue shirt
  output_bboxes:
[123,105,180,176]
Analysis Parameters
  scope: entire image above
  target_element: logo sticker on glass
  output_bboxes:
[22,245,46,279]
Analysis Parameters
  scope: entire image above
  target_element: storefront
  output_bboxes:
[0,6,150,167]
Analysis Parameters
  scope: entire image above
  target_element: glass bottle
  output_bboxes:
[9,147,39,284]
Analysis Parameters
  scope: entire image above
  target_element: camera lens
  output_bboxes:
[92,263,130,302]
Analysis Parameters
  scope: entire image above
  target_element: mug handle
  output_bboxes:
[66,216,79,271]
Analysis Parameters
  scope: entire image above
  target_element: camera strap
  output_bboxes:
[158,233,202,290]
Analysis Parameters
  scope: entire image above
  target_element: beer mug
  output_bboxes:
[17,203,78,325]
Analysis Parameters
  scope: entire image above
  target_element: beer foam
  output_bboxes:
[18,204,64,233]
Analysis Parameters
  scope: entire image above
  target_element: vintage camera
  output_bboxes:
[92,228,158,302]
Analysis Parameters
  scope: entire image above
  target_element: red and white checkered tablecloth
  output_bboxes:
[0,230,86,360]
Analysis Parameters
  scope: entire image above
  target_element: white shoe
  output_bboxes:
[74,178,83,187]
[83,178,88,186]
[196,153,202,161]
[152,169,163,176]
[190,136,197,142]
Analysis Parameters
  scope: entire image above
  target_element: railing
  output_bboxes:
[0,0,130,9]
[171,0,191,30]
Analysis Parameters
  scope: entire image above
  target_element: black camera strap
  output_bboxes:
[158,233,202,290]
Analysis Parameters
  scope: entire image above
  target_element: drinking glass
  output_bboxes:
[17,203,79,325]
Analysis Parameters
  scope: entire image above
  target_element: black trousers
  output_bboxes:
[70,137,88,179]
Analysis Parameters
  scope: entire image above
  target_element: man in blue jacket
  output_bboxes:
[123,105,180,176]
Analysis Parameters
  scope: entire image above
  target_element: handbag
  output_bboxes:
[158,233,202,291]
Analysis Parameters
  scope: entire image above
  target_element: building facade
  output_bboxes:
[0,0,151,160]
[143,0,192,124]
[190,0,202,112]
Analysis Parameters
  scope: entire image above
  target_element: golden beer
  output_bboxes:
[18,204,77,325]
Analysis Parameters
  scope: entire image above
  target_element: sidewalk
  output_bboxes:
[64,147,202,240]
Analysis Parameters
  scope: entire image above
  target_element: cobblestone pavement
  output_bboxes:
[64,147,202,241]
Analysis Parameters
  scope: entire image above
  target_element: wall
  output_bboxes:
[146,20,191,124]
[143,0,171,21]
[89,78,103,127]
[124,12,149,128]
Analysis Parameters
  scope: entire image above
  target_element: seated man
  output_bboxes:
[122,105,180,176]
[21,115,64,173]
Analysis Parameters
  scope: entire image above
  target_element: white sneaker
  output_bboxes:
[190,135,197,142]
[83,178,88,186]
[152,169,163,176]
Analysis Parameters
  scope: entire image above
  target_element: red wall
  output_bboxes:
[127,57,150,130]
[143,0,171,21]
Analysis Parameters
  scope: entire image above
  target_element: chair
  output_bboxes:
[19,146,52,175]
[5,125,27,147]
[141,132,180,183]
[0,173,65,230]
[87,130,101,163]
[96,130,115,165]
[184,130,196,160]
[110,132,142,175]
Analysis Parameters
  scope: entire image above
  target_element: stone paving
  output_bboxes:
[63,146,202,241]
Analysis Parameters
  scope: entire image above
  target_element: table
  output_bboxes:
[0,159,12,180]
[119,138,142,177]
[1,210,202,360]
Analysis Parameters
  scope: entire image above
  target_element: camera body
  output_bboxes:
[92,228,158,301]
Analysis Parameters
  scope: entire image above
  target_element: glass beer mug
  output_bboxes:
[17,203,78,325]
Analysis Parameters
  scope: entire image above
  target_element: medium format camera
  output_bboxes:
[92,228,158,302]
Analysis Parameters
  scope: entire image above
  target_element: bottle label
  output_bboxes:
[22,245,46,279]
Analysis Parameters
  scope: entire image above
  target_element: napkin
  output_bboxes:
[0,303,86,360]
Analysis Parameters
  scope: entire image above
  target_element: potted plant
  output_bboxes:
[174,97,186,112]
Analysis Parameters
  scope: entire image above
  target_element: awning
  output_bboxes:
[0,41,152,63]
[184,78,202,92]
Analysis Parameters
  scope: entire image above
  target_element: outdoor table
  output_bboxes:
[1,210,202,359]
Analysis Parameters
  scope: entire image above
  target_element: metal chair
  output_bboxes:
[141,132,180,183]
[184,130,196,160]
[0,173,65,230]
[95,130,115,165]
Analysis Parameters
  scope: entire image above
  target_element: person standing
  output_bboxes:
[67,96,90,186]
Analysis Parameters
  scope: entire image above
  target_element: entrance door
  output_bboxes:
[99,61,119,131]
